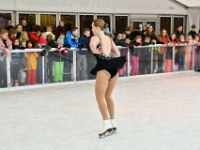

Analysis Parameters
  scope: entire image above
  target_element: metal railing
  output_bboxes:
[0,43,197,89]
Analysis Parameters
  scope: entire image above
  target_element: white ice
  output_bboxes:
[0,72,200,150]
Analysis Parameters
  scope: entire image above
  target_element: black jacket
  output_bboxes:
[143,32,158,43]
[79,34,91,48]
[114,39,128,47]
[131,29,141,40]
[22,26,31,33]
[4,26,15,31]
[188,30,197,39]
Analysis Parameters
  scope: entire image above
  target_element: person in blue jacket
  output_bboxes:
[64,27,79,48]
[63,27,79,81]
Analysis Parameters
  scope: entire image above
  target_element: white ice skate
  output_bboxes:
[110,119,117,133]
[99,120,113,138]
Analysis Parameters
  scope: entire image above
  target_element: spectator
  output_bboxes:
[56,33,65,45]
[104,23,110,35]
[77,28,91,80]
[143,25,158,42]
[46,25,55,41]
[188,24,197,39]
[158,29,171,73]
[131,36,142,76]
[18,40,27,86]
[198,29,200,38]
[16,24,23,39]
[11,39,25,86]
[19,31,29,43]
[55,21,67,40]
[131,27,141,40]
[141,25,147,37]
[21,19,31,32]
[4,19,14,31]
[8,28,17,43]
[29,25,41,45]
[26,40,38,85]
[125,27,134,40]
[176,25,183,39]
[64,27,79,48]
[185,35,193,70]
[114,32,127,47]
[0,29,12,88]
[177,34,186,71]
[122,32,126,41]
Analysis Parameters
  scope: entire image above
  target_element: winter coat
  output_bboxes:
[0,38,12,61]
[55,25,67,40]
[64,31,78,48]
[177,41,185,57]
[29,32,39,45]
[131,29,141,40]
[158,36,171,54]
[188,30,197,39]
[143,31,158,43]
[26,48,39,70]
[114,39,128,47]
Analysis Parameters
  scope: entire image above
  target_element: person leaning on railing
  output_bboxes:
[0,29,12,88]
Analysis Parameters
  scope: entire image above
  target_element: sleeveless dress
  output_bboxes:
[90,36,127,78]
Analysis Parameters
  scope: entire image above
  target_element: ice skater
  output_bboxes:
[90,19,126,138]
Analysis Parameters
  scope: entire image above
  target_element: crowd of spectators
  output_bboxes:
[0,19,200,88]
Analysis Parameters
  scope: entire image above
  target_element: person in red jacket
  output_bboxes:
[158,29,171,73]
[55,21,67,40]
[29,25,41,45]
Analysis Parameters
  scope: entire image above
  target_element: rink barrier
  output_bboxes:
[0,44,197,89]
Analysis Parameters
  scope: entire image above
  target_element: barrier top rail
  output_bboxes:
[0,43,197,54]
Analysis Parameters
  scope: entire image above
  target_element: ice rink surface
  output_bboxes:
[0,72,200,150]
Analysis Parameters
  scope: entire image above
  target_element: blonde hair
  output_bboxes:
[1,29,8,35]
[107,33,114,40]
[19,31,29,42]
[93,19,106,31]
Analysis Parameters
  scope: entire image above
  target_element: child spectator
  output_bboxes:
[11,39,25,86]
[0,29,12,88]
[8,28,17,43]
[16,24,23,39]
[177,34,186,71]
[194,35,200,71]
[26,40,38,85]
[125,27,134,40]
[38,32,47,46]
[188,24,197,39]
[139,36,151,75]
[104,23,110,35]
[77,28,91,80]
[57,33,65,45]
[18,40,27,86]
[46,25,55,41]
[29,25,41,45]
[37,32,50,84]
[122,32,126,41]
[158,29,171,73]
[131,36,142,76]
[185,35,193,70]
[19,31,29,43]
[114,32,127,47]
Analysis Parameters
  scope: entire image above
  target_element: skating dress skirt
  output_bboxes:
[90,52,127,77]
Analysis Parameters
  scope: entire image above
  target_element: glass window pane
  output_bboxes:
[174,17,183,33]
[40,14,56,32]
[160,17,171,34]
[61,15,76,31]
[79,15,94,34]
[0,13,12,28]
[19,14,36,31]
[115,16,128,32]
[97,15,111,29]
[133,22,143,31]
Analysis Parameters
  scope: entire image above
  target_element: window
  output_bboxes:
[60,15,76,31]
[115,16,128,32]
[0,13,12,28]
[97,15,111,31]
[160,17,171,34]
[40,14,56,32]
[19,14,36,30]
[174,17,183,33]
[79,15,94,34]
[133,22,143,31]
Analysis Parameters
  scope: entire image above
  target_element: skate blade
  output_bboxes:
[99,128,113,138]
